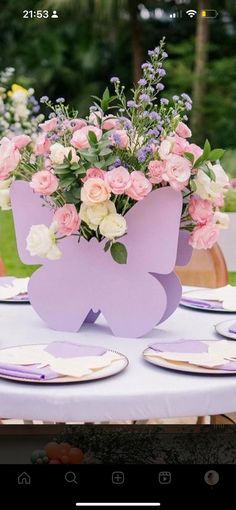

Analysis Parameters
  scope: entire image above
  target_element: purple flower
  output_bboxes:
[149,112,160,121]
[120,117,132,130]
[32,105,40,113]
[141,111,149,118]
[40,96,49,103]
[138,78,147,86]
[113,133,122,145]
[56,97,65,103]
[127,100,138,108]
[148,50,155,57]
[160,98,169,106]
[49,112,56,119]
[181,93,192,103]
[110,76,120,83]
[156,83,165,91]
[140,93,151,102]
[137,146,151,163]
[162,52,168,59]
[185,102,192,111]
[158,69,166,77]
[141,63,153,71]
[147,128,160,136]
[173,95,179,101]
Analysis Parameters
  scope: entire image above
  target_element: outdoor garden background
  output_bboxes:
[0,0,236,281]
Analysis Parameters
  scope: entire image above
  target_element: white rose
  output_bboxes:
[26,223,61,260]
[99,213,127,240]
[79,200,116,230]
[0,189,11,210]
[158,138,174,160]
[194,164,229,201]
[214,211,230,229]
[0,177,13,210]
[50,143,79,165]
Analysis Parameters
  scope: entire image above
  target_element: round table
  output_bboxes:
[0,290,236,422]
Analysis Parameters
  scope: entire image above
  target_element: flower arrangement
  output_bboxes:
[0,66,43,138]
[0,40,229,263]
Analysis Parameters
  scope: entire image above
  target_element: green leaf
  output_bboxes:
[203,139,211,159]
[193,155,205,169]
[60,176,75,187]
[104,240,111,252]
[209,149,225,161]
[99,147,113,156]
[55,167,71,176]
[55,163,70,171]
[101,87,110,112]
[88,130,98,146]
[190,179,197,192]
[184,152,195,164]
[70,163,80,171]
[67,150,73,162]
[110,242,128,264]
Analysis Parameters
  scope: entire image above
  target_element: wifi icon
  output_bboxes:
[186,9,197,18]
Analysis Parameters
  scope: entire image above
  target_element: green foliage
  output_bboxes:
[222,189,236,212]
[110,242,128,264]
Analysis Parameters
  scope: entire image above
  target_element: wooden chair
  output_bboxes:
[175,243,228,288]
[0,257,6,276]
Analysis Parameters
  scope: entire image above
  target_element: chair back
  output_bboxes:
[175,243,228,288]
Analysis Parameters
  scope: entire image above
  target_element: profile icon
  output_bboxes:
[51,10,59,19]
[204,470,219,486]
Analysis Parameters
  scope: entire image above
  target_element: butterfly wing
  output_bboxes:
[10,180,53,265]
[123,186,182,274]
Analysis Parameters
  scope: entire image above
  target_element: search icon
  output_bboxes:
[65,471,78,484]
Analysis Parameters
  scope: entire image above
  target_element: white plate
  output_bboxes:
[180,290,236,313]
[215,320,236,340]
[0,343,128,384]
[143,347,236,375]
[0,277,30,304]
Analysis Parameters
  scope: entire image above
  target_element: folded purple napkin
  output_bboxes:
[228,322,236,334]
[45,342,106,358]
[149,340,208,354]
[0,363,57,381]
[181,297,222,310]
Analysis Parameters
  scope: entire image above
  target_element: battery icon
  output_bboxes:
[201,9,218,18]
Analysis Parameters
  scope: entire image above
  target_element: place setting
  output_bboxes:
[0,277,30,304]
[180,285,236,313]
[143,338,236,375]
[0,341,128,384]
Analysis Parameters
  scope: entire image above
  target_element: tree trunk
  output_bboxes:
[128,0,143,83]
[191,0,210,141]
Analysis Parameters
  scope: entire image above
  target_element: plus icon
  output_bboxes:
[112,472,125,485]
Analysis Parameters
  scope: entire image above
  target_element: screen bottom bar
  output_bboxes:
[75,504,161,507]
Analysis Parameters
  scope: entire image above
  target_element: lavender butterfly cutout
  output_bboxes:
[11,181,191,337]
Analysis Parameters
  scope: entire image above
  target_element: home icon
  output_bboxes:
[18,472,31,485]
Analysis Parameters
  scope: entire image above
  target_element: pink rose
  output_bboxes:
[39,118,58,132]
[189,222,219,250]
[12,135,31,149]
[127,171,152,201]
[82,167,105,183]
[189,196,213,224]
[110,129,129,149]
[102,116,121,130]
[213,193,225,207]
[0,137,20,180]
[71,126,102,149]
[70,118,87,132]
[147,160,166,184]
[159,139,173,160]
[34,134,51,155]
[231,178,236,189]
[172,134,190,156]
[176,121,192,138]
[162,154,191,191]
[30,170,58,195]
[105,166,131,195]
[187,143,203,161]
[54,204,81,236]
[81,177,111,204]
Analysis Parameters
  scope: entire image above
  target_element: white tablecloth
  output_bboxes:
[0,290,236,422]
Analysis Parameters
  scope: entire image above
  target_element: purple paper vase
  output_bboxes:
[10,181,192,337]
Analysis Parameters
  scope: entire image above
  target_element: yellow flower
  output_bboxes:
[7,84,28,97]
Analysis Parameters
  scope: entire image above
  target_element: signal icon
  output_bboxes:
[186,9,197,18]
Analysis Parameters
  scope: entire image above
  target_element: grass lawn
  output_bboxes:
[0,210,236,284]
[0,210,37,277]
